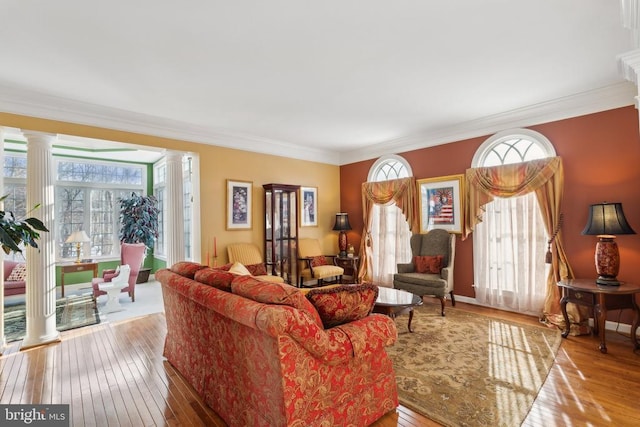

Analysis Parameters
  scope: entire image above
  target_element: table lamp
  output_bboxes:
[66,230,91,263]
[582,202,635,286]
[332,213,352,257]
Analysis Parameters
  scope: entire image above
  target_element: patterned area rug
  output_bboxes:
[387,305,561,427]
[4,294,100,342]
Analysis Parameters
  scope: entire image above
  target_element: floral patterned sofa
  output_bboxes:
[156,261,398,427]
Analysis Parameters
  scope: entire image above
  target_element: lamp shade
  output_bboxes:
[332,213,352,231]
[65,230,91,243]
[582,202,635,236]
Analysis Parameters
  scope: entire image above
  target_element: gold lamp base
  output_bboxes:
[75,242,82,263]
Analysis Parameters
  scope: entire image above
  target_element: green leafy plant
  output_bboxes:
[0,195,49,255]
[118,192,159,249]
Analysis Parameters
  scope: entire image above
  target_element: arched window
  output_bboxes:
[366,155,412,285]
[472,129,555,314]
[368,154,412,182]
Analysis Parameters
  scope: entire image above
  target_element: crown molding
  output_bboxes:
[1,82,635,167]
[338,81,637,165]
[0,83,341,165]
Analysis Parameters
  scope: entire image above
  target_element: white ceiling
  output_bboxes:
[0,1,637,165]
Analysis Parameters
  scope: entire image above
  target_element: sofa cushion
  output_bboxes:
[414,255,443,274]
[6,263,27,281]
[245,263,267,276]
[231,275,322,326]
[170,261,207,279]
[194,267,234,291]
[306,283,379,329]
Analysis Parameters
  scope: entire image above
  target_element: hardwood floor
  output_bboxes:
[1,300,639,426]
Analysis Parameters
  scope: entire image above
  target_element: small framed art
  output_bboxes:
[226,179,252,230]
[417,174,464,234]
[300,186,318,227]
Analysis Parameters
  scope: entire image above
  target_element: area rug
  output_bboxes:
[4,294,100,342]
[387,305,561,427]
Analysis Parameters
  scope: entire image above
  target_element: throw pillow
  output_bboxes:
[229,262,252,276]
[311,255,328,267]
[245,263,268,276]
[194,267,234,291]
[414,255,444,274]
[305,283,379,329]
[6,263,27,281]
[170,261,207,279]
[231,275,322,326]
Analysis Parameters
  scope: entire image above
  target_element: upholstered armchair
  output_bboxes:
[227,243,285,283]
[92,242,146,302]
[298,238,344,287]
[393,229,456,316]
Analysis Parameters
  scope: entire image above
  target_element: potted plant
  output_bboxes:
[0,195,49,255]
[118,192,159,283]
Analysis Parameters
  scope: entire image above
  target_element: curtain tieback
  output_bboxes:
[546,213,563,264]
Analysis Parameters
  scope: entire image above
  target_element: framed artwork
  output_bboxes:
[300,186,318,227]
[417,174,464,234]
[226,179,252,230]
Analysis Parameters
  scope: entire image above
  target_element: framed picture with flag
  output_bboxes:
[417,174,464,234]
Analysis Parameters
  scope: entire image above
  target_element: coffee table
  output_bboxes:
[373,287,423,332]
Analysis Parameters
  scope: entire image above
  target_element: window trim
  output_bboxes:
[368,154,413,182]
[471,128,556,168]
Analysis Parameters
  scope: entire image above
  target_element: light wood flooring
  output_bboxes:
[1,300,639,426]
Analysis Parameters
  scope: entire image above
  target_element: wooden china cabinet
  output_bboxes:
[263,183,300,285]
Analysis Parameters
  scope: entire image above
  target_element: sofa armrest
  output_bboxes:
[397,262,414,274]
[255,306,397,365]
[335,314,397,358]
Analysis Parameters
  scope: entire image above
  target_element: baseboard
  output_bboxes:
[451,295,634,334]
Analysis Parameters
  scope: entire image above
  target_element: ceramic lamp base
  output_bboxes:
[594,237,620,286]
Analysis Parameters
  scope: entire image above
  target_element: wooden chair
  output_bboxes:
[297,238,343,287]
[227,243,285,283]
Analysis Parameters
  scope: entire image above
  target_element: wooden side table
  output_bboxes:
[60,262,98,297]
[334,255,360,284]
[557,279,640,353]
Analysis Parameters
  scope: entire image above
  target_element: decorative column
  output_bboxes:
[165,151,185,266]
[0,127,6,353]
[188,154,202,264]
[21,130,59,349]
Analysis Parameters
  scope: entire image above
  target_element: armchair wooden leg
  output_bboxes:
[450,291,456,306]
[438,297,445,316]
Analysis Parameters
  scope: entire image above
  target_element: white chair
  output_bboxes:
[99,264,130,313]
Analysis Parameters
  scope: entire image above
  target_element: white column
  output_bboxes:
[0,127,6,353]
[21,130,59,349]
[189,154,202,264]
[165,151,184,266]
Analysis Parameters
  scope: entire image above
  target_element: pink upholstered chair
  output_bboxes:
[92,243,146,302]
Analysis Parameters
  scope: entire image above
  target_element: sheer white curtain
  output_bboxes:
[473,193,548,314]
[371,203,412,286]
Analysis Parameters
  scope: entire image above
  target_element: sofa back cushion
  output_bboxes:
[194,267,234,291]
[170,261,207,279]
[306,283,379,329]
[231,275,322,327]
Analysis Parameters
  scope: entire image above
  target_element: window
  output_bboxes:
[3,153,147,260]
[472,129,555,314]
[367,155,413,285]
[55,158,145,259]
[153,155,193,260]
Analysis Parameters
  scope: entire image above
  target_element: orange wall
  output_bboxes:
[340,106,640,320]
